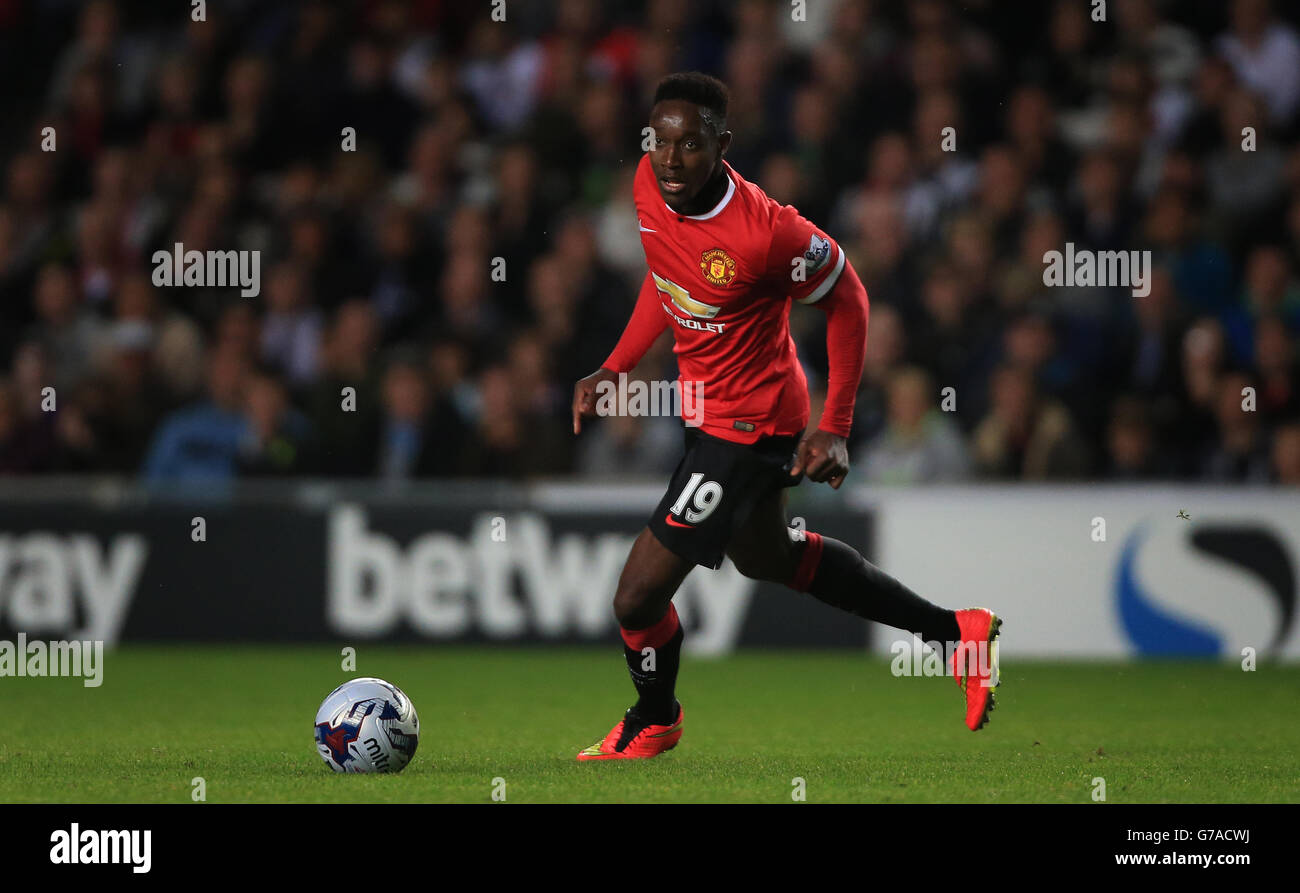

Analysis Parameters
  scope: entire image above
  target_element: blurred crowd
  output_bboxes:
[1,0,1299,485]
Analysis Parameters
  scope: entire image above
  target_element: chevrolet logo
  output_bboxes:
[652,272,720,319]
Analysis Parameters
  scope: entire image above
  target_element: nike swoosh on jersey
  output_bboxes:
[663,514,693,529]
[638,219,657,233]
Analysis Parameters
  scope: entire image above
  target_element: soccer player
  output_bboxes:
[571,73,1000,760]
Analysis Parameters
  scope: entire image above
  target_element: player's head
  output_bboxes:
[648,72,732,212]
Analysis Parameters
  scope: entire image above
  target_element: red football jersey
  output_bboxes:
[608,155,847,444]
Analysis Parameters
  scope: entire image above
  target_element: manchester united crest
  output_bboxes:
[699,248,738,287]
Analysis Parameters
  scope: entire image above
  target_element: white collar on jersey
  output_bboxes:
[662,166,736,220]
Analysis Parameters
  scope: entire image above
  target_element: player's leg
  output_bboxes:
[723,488,799,583]
[612,526,694,722]
[730,490,960,643]
[576,526,693,761]
[726,488,1001,730]
[579,428,764,759]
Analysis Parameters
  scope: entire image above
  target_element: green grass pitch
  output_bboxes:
[2,646,1297,803]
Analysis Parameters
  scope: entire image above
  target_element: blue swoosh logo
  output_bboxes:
[1116,525,1221,657]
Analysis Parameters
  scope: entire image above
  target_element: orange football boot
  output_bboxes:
[576,703,683,761]
[951,608,1002,731]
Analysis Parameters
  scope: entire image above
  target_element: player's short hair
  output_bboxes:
[653,72,729,137]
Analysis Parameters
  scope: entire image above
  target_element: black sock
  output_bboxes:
[806,536,960,646]
[623,624,683,725]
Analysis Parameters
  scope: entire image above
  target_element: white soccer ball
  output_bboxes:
[314,677,420,773]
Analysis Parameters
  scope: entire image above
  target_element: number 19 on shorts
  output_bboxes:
[669,473,723,524]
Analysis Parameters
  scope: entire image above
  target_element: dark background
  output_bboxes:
[0,0,1298,485]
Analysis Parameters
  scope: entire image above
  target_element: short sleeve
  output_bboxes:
[766,206,846,305]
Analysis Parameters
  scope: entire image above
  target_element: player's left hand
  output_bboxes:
[790,429,849,489]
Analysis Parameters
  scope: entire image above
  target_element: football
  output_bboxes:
[314,677,420,774]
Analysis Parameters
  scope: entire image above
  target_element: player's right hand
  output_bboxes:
[572,367,618,434]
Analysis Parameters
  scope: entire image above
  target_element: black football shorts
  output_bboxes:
[647,426,803,570]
